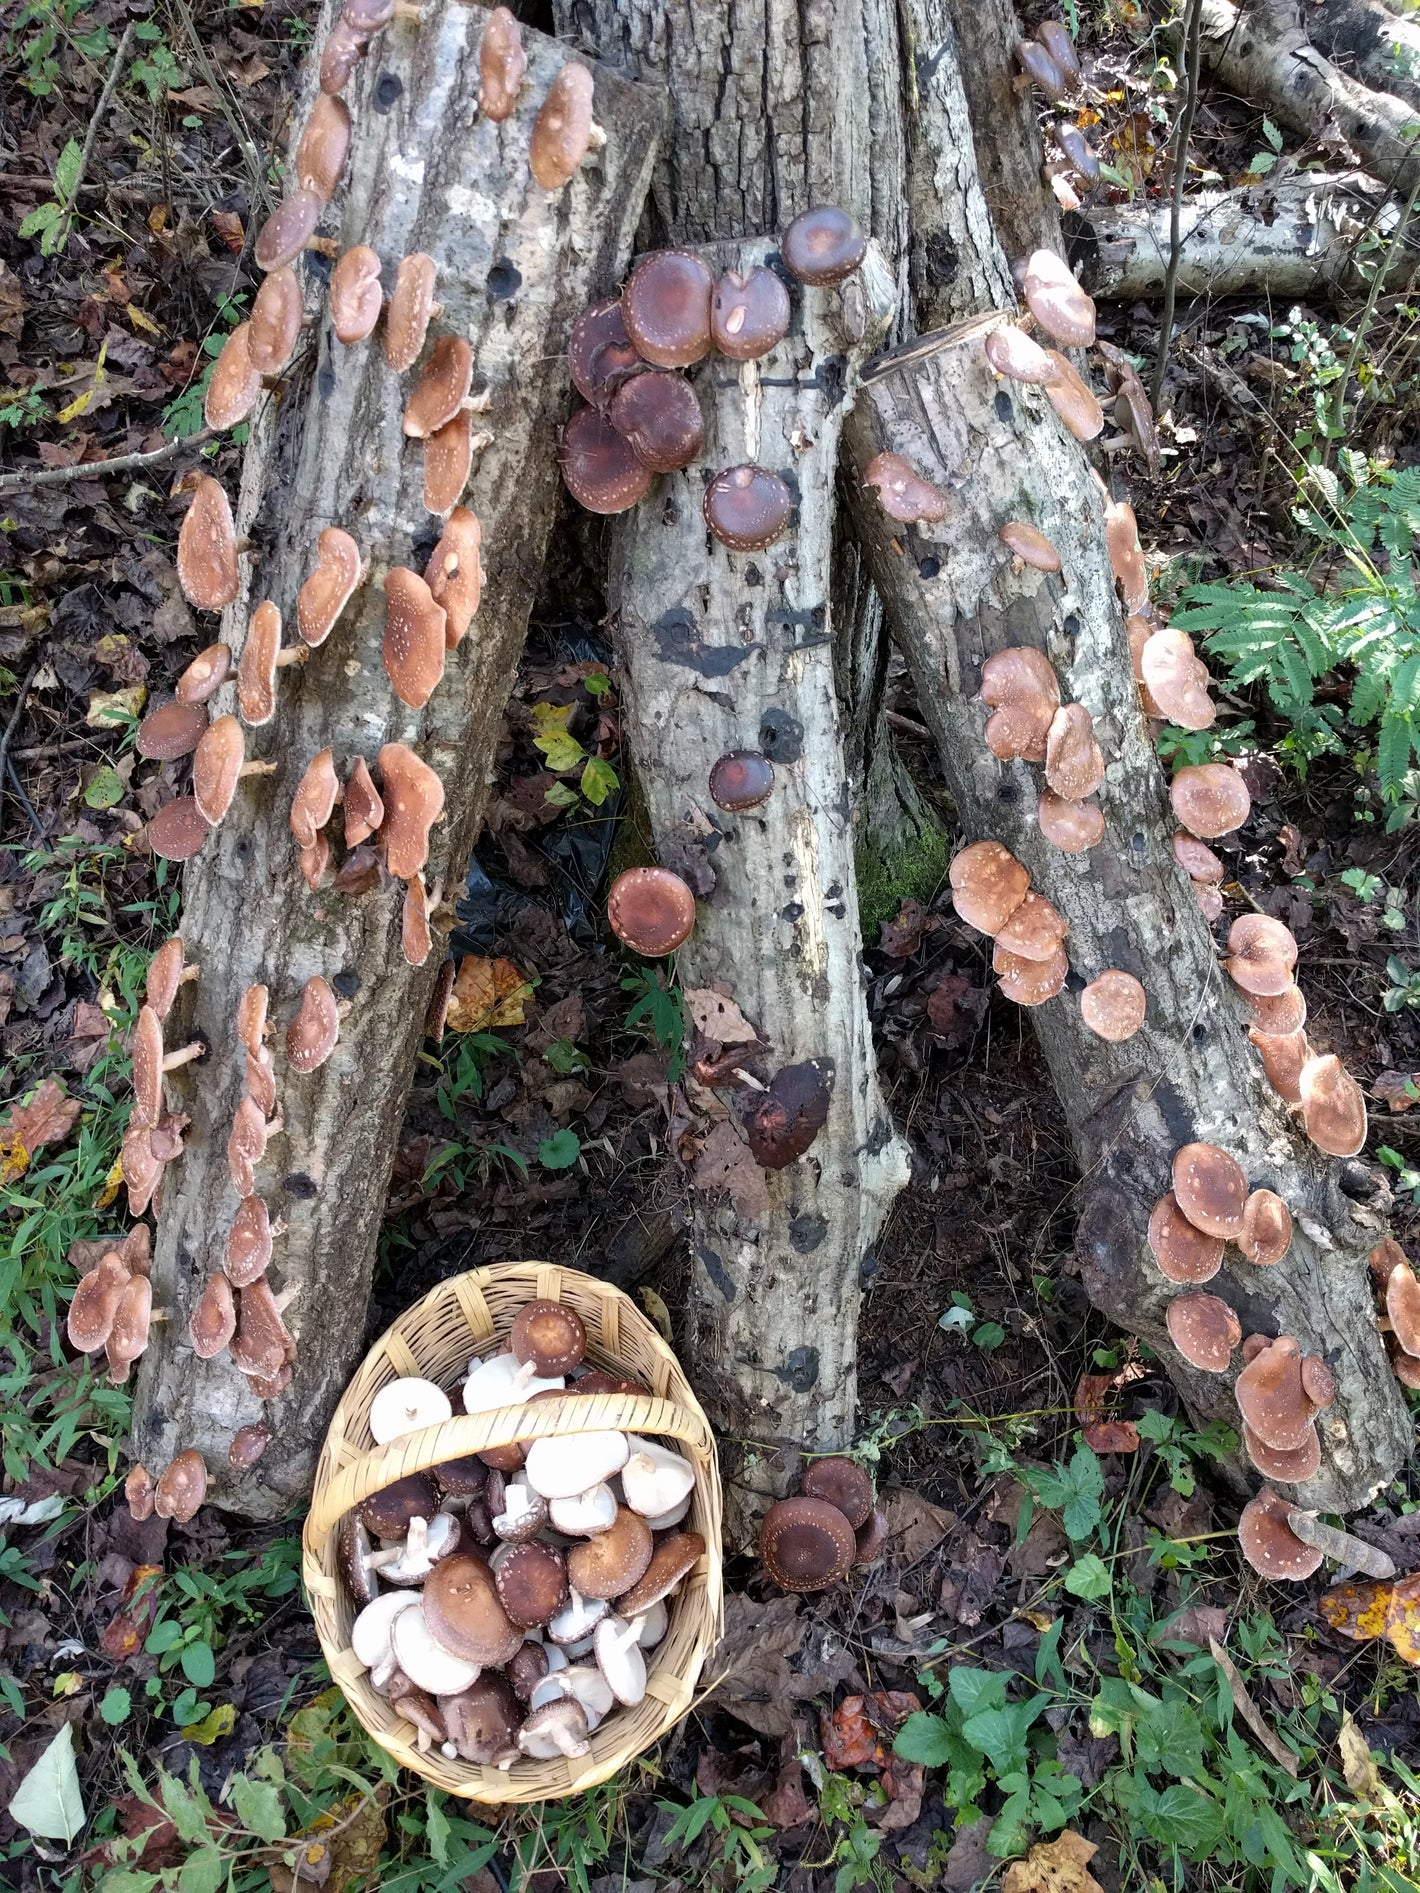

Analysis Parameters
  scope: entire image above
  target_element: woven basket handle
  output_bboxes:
[306,1391,714,1541]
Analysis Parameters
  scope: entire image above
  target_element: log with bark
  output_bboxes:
[1306,0,1420,110]
[130,8,661,1516]
[843,318,1412,1513]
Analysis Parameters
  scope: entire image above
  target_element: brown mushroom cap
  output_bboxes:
[1248,1026,1309,1106]
[1038,791,1104,853]
[711,265,792,359]
[403,335,474,439]
[146,935,187,1021]
[1080,970,1147,1041]
[621,250,714,368]
[177,475,240,612]
[999,520,1062,572]
[298,527,362,648]
[983,324,1056,384]
[949,839,1031,936]
[378,743,445,880]
[1391,1341,1420,1389]
[1022,249,1096,347]
[1044,702,1105,802]
[1236,1188,1293,1266]
[125,1464,156,1521]
[423,409,473,517]
[358,1471,439,1539]
[192,714,251,826]
[1238,1485,1324,1579]
[1147,1192,1224,1283]
[237,601,283,728]
[1170,764,1251,839]
[295,94,351,201]
[709,750,775,811]
[1140,629,1215,731]
[238,982,269,1058]
[383,569,448,710]
[227,1094,274,1197]
[1301,1355,1335,1408]
[385,253,438,374]
[1172,1142,1247,1239]
[1386,1256,1420,1355]
[759,1495,855,1591]
[154,1449,208,1524]
[780,205,866,286]
[608,370,704,472]
[1248,985,1307,1035]
[1235,1337,1316,1452]
[106,1272,155,1380]
[205,324,263,433]
[1038,20,1082,80]
[862,451,948,525]
[148,796,210,862]
[1173,833,1225,884]
[1165,1291,1241,1372]
[344,756,385,849]
[495,1541,568,1627]
[703,464,793,551]
[290,749,340,850]
[67,1251,131,1353]
[568,297,642,407]
[177,643,232,706]
[229,1424,273,1471]
[746,1059,834,1167]
[607,866,696,955]
[286,975,341,1073]
[567,1506,654,1599]
[130,1004,165,1128]
[189,1272,236,1359]
[529,60,597,191]
[993,941,1069,1006]
[415,508,480,650]
[330,245,384,345]
[231,1278,297,1382]
[510,1300,587,1376]
[1370,1236,1408,1279]
[1225,915,1299,998]
[254,188,323,273]
[1104,502,1149,615]
[1016,39,1067,100]
[981,646,1060,762]
[424,1555,525,1666]
[1242,1420,1321,1483]
[225,1191,275,1287]
[443,1675,521,1766]
[479,6,527,119]
[248,266,303,375]
[138,699,208,761]
[1299,1053,1367,1158]
[800,1456,874,1529]
[560,405,653,514]
[994,891,1068,962]
[320,19,370,95]
[616,1530,705,1616]
[1041,350,1104,440]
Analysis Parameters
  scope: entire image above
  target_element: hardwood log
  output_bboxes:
[1307,0,1420,111]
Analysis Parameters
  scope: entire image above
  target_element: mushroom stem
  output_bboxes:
[161,1042,205,1073]
[179,965,200,987]
[587,122,606,150]
[275,647,309,670]
[238,760,279,780]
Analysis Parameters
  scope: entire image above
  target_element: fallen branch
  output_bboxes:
[1307,0,1420,111]
[0,430,212,496]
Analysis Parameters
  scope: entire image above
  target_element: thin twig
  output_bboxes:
[0,430,211,496]
[56,23,135,242]
[1152,0,1203,409]
[1327,159,1420,444]
[0,662,39,794]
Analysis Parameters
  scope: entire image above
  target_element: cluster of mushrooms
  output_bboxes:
[337,1300,704,1765]
[1370,1238,1420,1393]
[756,1457,887,1592]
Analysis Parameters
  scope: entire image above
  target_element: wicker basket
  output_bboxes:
[302,1262,724,1802]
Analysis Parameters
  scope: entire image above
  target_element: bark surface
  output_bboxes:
[844,319,1412,1513]
[132,6,660,1515]
[942,0,1062,269]
[1307,0,1420,110]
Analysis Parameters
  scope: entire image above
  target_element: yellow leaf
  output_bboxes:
[638,1286,673,1343]
[86,685,146,728]
[95,1155,123,1210]
[528,700,575,734]
[126,304,162,336]
[52,1672,83,1698]
[179,1702,236,1745]
[1021,1609,1056,1633]
[0,1133,28,1186]
[1001,1832,1104,1893]
[56,388,92,424]
[1338,1713,1384,1801]
[444,956,531,1034]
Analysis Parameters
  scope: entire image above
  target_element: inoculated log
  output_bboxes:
[131,6,661,1517]
[1307,0,1420,111]
[943,0,1063,269]
[843,318,1411,1514]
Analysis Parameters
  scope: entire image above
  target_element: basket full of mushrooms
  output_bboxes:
[302,1262,723,1801]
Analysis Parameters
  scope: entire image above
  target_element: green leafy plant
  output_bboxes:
[538,1127,581,1171]
[7,0,112,96]
[529,701,620,813]
[0,388,49,431]
[658,1790,778,1892]
[621,964,686,1081]
[18,136,83,255]
[1383,954,1420,1011]
[128,18,183,101]
[938,1291,1005,1351]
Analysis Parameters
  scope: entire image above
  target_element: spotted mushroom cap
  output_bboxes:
[1165,1291,1241,1372]
[67,1250,131,1352]
[998,520,1062,572]
[295,93,352,200]
[607,867,696,956]
[320,19,371,96]
[177,643,232,707]
[189,1272,236,1360]
[568,297,642,406]
[1170,764,1251,840]
[385,253,438,373]
[1104,502,1150,614]
[1172,1141,1247,1239]
[423,409,473,516]
[608,370,704,473]
[297,528,363,649]
[1140,629,1215,731]
[1235,1337,1317,1452]
[424,1555,528,1666]
[1237,1187,1293,1265]
[1173,833,1224,883]
[780,205,866,286]
[980,646,1059,762]
[560,405,653,514]
[148,797,210,863]
[994,890,1068,962]
[615,1530,704,1617]
[703,464,793,551]
[204,324,262,433]
[1298,1053,1367,1158]
[177,475,240,612]
[403,334,474,439]
[421,507,482,651]
[862,451,948,525]
[145,935,187,1021]
[1147,1192,1224,1283]
[383,568,448,710]
[330,245,384,345]
[1386,1256,1420,1356]
[510,1300,587,1376]
[248,266,303,375]
[529,61,597,191]
[479,6,527,118]
[1238,1485,1323,1580]
[1248,984,1307,1035]
[344,756,386,848]
[983,324,1056,384]
[1080,970,1146,1041]
[711,264,792,359]
[759,1495,855,1591]
[993,941,1069,1006]
[287,975,341,1073]
[949,839,1030,936]
[377,743,445,880]
[1041,350,1103,440]
[1044,703,1104,802]
[290,748,341,850]
[1242,1420,1320,1483]
[125,1464,156,1521]
[192,714,249,826]
[708,751,775,811]
[1037,791,1103,853]
[1225,915,1298,998]
[138,700,208,761]
[154,1448,208,1524]
[237,602,283,727]
[800,1456,874,1529]
[225,1191,275,1287]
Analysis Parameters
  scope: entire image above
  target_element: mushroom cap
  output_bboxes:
[189,1272,236,1359]
[1247,985,1307,1035]
[745,1059,833,1168]
[711,264,792,359]
[350,1589,419,1667]
[358,1471,440,1539]
[524,1430,630,1500]
[1054,124,1098,183]
[245,1045,277,1117]
[390,1606,482,1696]
[1242,1420,1321,1483]
[231,1278,296,1381]
[106,1272,155,1380]
[125,1464,156,1521]
[510,1300,587,1376]
[424,1554,525,1665]
[383,568,448,710]
[948,839,1031,937]
[377,743,444,880]
[385,253,438,373]
[227,1094,272,1196]
[560,404,653,514]
[1173,832,1225,883]
[994,890,1068,962]
[154,1449,208,1524]
[1387,1257,1420,1355]
[759,1495,855,1591]
[177,475,239,611]
[1015,39,1067,99]
[1041,349,1104,440]
[237,982,269,1057]
[67,1251,131,1352]
[145,935,187,1022]
[1194,881,1225,922]
[298,527,362,647]
[225,1192,275,1287]
[330,245,384,345]
[1225,915,1298,998]
[1301,1355,1335,1408]
[1147,1192,1224,1283]
[479,6,527,119]
[780,205,866,286]
[343,756,385,850]
[424,407,475,516]
[424,507,482,647]
[607,370,704,472]
[616,1530,705,1616]
[1170,764,1251,839]
[205,324,263,432]
[621,249,715,368]
[1165,1291,1241,1372]
[855,1505,892,1567]
[1371,1236,1408,1279]
[433,1453,488,1502]
[1080,970,1147,1041]
[980,646,1060,763]
[403,334,474,439]
[1392,1341,1420,1389]
[993,941,1069,1006]
[1022,249,1096,347]
[998,520,1062,572]
[295,93,352,200]
[550,1482,619,1535]
[1140,629,1215,731]
[442,1674,521,1765]
[529,60,597,191]
[1044,703,1104,801]
[1299,1052,1367,1158]
[595,1615,649,1706]
[518,1697,591,1759]
[708,750,775,811]
[1038,19,1082,79]
[369,1376,454,1444]
[286,975,341,1073]
[290,748,341,849]
[1248,1025,1309,1107]
[1235,1337,1317,1452]
[148,796,210,862]
[620,1438,696,1520]
[568,297,643,407]
[1237,1187,1293,1265]
[862,451,948,525]
[320,19,371,95]
[237,601,283,727]
[983,323,1056,384]
[1238,1485,1323,1580]
[254,187,323,272]
[192,714,248,826]
[495,1541,568,1627]
[248,266,303,374]
[800,1456,874,1529]
[176,643,232,707]
[607,866,696,955]
[703,463,793,550]
[1172,1142,1248,1239]
[1037,791,1103,853]
[138,699,208,760]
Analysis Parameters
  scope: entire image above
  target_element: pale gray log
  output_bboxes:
[131,5,661,1517]
[1307,0,1420,111]
[943,0,1063,268]
[844,317,1411,1514]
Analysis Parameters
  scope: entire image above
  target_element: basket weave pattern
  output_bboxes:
[303,1262,724,1802]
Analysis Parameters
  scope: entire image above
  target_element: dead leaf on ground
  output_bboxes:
[690,1119,770,1222]
[1372,1071,1420,1113]
[1208,1637,1298,1777]
[683,986,760,1046]
[705,1593,805,1737]
[1337,1712,1384,1800]
[820,1692,921,1772]
[1074,1367,1143,1454]
[444,956,531,1034]
[882,1484,955,1564]
[1319,1571,1420,1663]
[879,898,940,960]
[1154,1603,1228,1649]
[1,1078,83,1177]
[99,1564,163,1660]
[1001,1830,1105,1893]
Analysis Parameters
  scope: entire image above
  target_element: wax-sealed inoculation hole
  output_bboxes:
[373,72,403,111]
[487,259,522,300]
